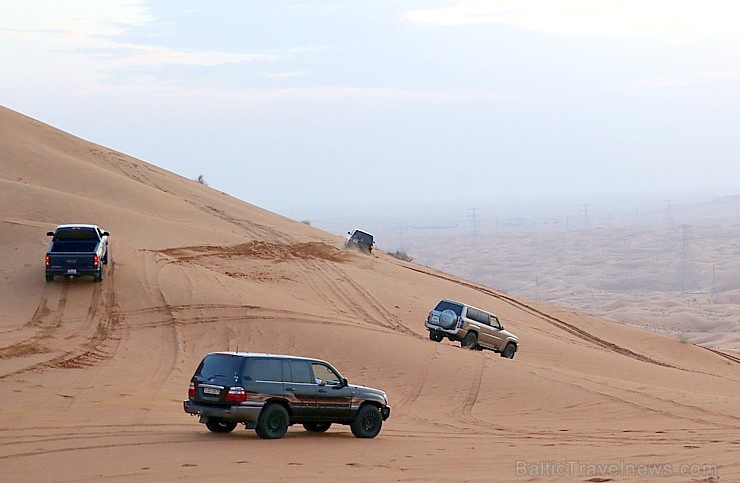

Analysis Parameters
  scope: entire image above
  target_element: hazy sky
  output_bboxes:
[2,1,740,218]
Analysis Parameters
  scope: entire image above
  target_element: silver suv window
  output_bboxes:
[434,300,463,316]
[465,307,491,325]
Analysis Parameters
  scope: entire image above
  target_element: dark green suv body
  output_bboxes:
[183,352,390,439]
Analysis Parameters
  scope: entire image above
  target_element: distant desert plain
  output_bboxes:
[1,105,738,482]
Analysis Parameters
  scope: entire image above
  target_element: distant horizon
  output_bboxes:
[283,189,740,229]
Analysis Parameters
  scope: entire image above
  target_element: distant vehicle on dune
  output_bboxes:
[45,224,109,282]
[345,229,374,254]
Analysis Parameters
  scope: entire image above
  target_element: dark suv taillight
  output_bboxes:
[93,255,99,267]
[45,255,50,267]
[188,382,195,398]
[226,386,246,403]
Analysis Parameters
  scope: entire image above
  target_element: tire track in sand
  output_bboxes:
[0,260,119,379]
[322,262,419,337]
[128,251,182,394]
[0,284,68,371]
[305,259,417,336]
[185,201,296,244]
[461,355,485,419]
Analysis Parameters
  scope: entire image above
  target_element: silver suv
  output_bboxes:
[425,300,519,358]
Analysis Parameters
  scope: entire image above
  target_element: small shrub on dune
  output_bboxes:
[388,249,413,262]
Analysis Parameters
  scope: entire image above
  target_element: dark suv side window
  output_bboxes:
[312,363,341,385]
[284,360,313,384]
[244,358,283,382]
[434,301,463,316]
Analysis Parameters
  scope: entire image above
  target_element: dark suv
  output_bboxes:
[183,352,391,439]
[345,229,374,253]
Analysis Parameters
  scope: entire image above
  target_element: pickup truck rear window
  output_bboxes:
[54,228,99,241]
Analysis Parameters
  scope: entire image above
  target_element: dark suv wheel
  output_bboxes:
[256,403,289,439]
[350,404,382,438]
[206,418,237,433]
[303,422,331,433]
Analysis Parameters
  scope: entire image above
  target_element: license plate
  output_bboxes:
[203,387,220,395]
[66,269,77,275]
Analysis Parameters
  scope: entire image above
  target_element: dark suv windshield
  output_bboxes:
[196,354,244,382]
[351,231,373,244]
[434,301,463,316]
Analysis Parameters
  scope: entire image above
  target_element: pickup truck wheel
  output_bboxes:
[94,268,104,282]
[501,343,516,359]
[205,418,237,433]
[462,331,478,349]
[256,403,289,439]
[351,404,382,438]
[429,331,443,342]
[303,422,331,433]
[45,273,54,282]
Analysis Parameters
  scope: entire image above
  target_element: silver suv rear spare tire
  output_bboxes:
[439,309,457,329]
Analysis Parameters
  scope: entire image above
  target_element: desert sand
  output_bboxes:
[0,105,737,482]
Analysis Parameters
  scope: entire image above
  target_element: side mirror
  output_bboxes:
[47,232,54,236]
[341,377,348,387]
[102,231,110,236]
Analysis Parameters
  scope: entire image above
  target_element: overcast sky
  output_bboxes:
[2,1,740,218]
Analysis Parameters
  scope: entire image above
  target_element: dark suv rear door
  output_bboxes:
[192,353,245,404]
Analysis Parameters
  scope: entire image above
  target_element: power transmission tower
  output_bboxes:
[679,224,691,293]
[580,203,591,230]
[468,208,480,237]
[664,199,674,225]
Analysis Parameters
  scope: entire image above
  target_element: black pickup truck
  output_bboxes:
[45,224,110,282]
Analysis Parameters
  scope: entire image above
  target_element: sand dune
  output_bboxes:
[1,105,738,482]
